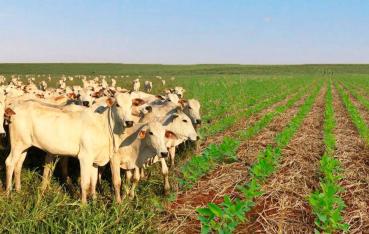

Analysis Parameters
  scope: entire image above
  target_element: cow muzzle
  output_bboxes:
[145,106,152,113]
[160,152,169,158]
[82,101,90,107]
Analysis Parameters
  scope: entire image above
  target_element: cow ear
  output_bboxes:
[106,97,114,107]
[139,130,146,139]
[5,108,16,117]
[155,95,165,100]
[172,113,179,120]
[132,98,145,106]
[175,105,183,111]
[165,130,177,140]
[178,99,187,107]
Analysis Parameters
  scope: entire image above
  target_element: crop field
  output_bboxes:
[1,64,369,233]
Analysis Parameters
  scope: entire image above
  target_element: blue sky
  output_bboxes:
[0,0,368,64]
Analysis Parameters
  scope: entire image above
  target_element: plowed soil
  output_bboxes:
[159,90,310,233]
[333,85,369,232]
[237,86,326,233]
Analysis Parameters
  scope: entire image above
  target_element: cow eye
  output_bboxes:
[149,131,153,135]
[188,106,192,109]
[183,119,188,123]
[116,103,120,107]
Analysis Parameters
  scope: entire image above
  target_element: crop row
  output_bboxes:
[197,83,322,233]
[236,83,309,140]
[200,78,310,138]
[335,83,369,144]
[179,82,313,189]
[308,82,348,233]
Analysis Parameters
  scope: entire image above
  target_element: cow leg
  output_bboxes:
[110,158,122,203]
[124,170,133,198]
[79,158,93,204]
[195,140,201,154]
[41,154,56,192]
[97,166,105,190]
[90,165,98,200]
[60,157,72,185]
[5,148,26,194]
[14,153,27,192]
[129,167,140,199]
[168,146,176,168]
[139,168,146,180]
[160,158,170,195]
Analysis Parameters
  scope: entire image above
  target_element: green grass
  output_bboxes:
[335,83,369,144]
[2,63,369,76]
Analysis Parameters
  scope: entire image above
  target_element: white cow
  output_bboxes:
[5,93,134,203]
[110,121,173,202]
[140,108,198,194]
[132,79,140,92]
[144,81,152,93]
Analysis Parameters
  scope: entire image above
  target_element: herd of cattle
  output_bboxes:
[0,75,201,203]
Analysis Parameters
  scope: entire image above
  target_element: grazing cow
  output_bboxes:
[110,121,174,201]
[39,80,48,91]
[132,79,140,91]
[144,81,152,93]
[5,93,134,203]
[111,78,117,88]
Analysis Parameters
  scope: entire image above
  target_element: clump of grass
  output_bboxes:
[179,137,240,189]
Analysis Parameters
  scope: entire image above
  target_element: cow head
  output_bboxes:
[181,99,202,127]
[131,98,152,117]
[139,122,172,158]
[174,86,186,98]
[113,93,134,127]
[163,112,198,142]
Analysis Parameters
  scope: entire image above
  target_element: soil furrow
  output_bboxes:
[159,91,310,233]
[237,85,326,233]
[333,85,369,232]
[201,88,305,148]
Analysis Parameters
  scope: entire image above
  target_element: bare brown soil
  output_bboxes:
[236,85,326,233]
[333,85,369,232]
[159,91,309,233]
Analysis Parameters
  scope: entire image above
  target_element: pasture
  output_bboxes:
[0,64,369,233]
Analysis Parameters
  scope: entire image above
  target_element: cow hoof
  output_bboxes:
[164,189,170,196]
[116,197,122,204]
[65,177,73,185]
